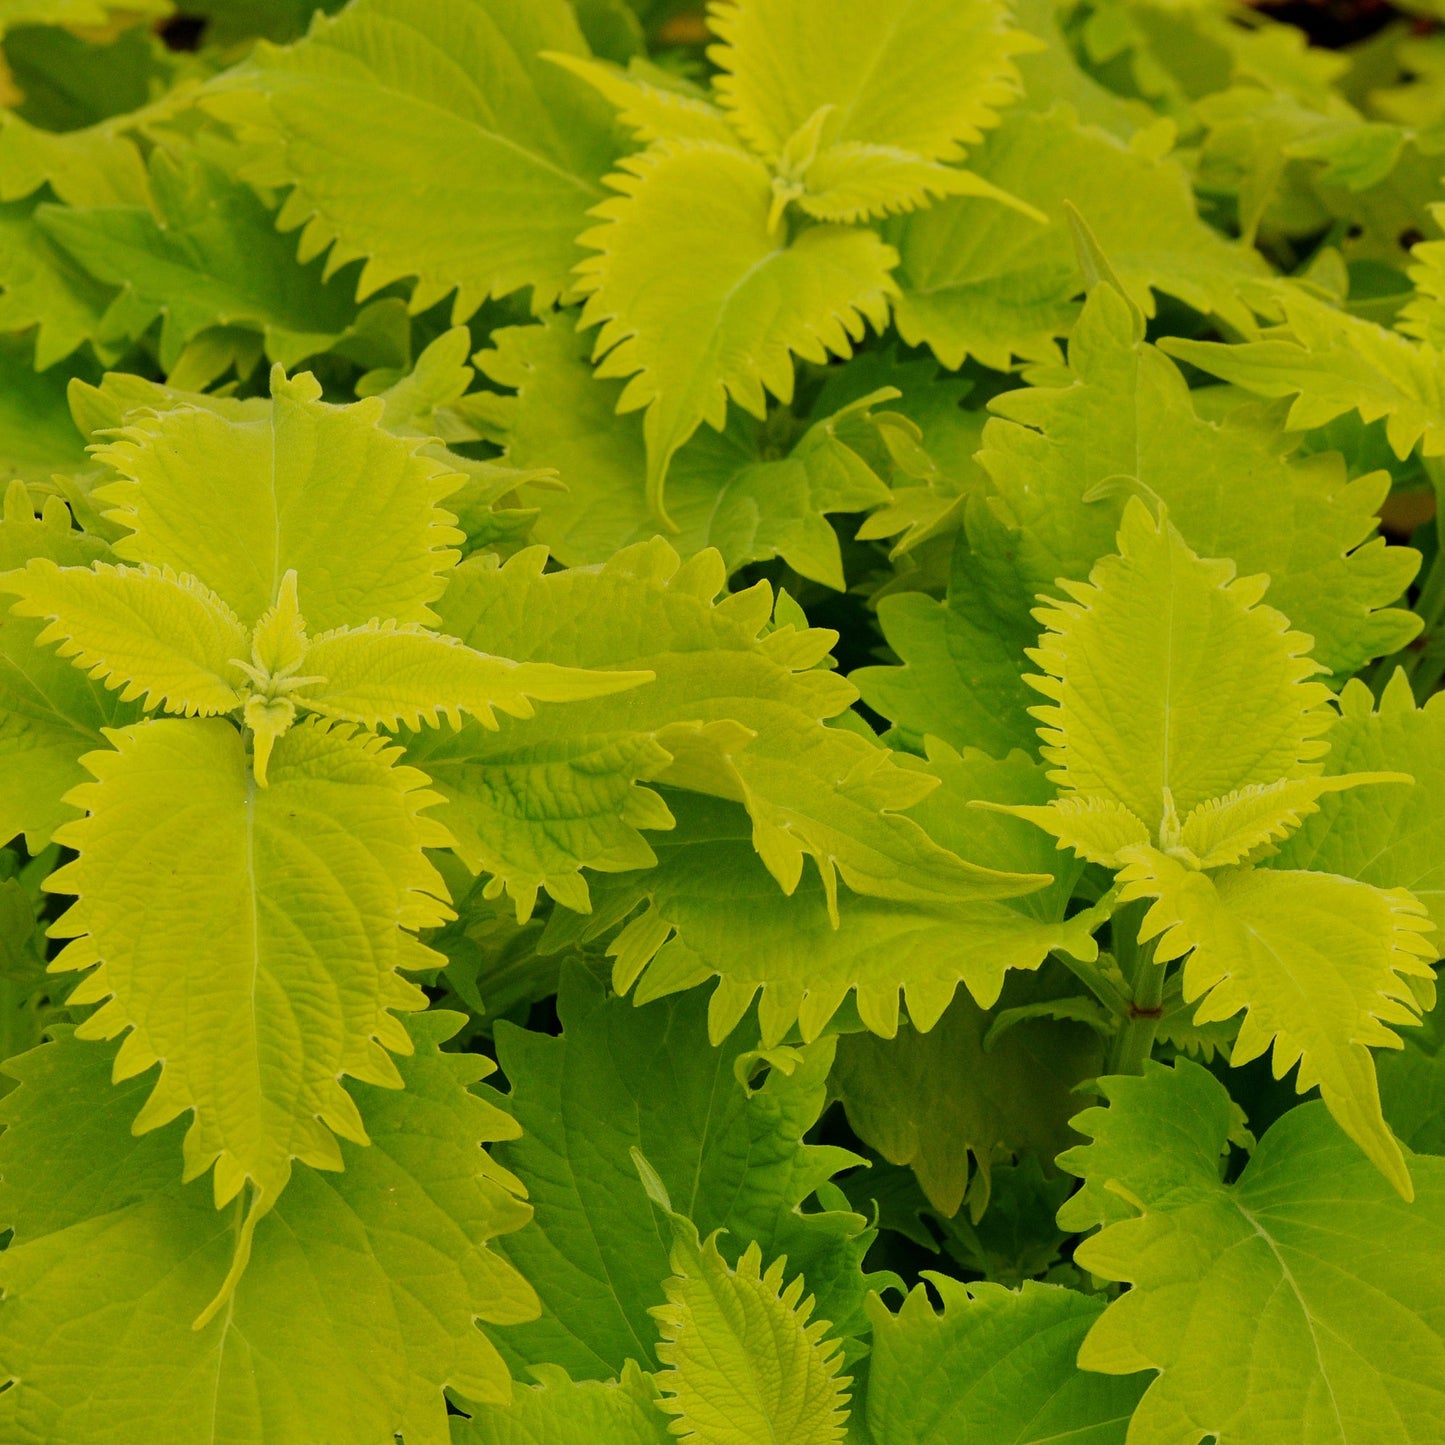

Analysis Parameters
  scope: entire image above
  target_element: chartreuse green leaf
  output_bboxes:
[1276,672,1445,928]
[576,139,896,519]
[202,0,618,319]
[36,148,379,374]
[1114,850,1435,1197]
[973,284,1421,680]
[0,482,137,850]
[44,717,454,1313]
[1060,1060,1445,1445]
[651,1214,851,1445]
[1164,288,1445,461]
[419,538,1039,922]
[705,0,1032,165]
[0,1015,539,1445]
[490,966,879,1380]
[863,1278,1147,1444]
[454,1363,672,1445]
[92,366,465,630]
[887,104,1270,371]
[472,311,895,587]
[544,747,1101,1045]
[1025,497,1336,839]
[706,0,1038,223]
[3,558,248,715]
[829,983,1103,1218]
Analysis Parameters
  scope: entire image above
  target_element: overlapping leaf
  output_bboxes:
[543,748,1100,1045]
[1115,849,1435,1195]
[489,967,879,1381]
[456,1363,672,1445]
[0,1016,538,1445]
[38,149,383,375]
[0,482,135,849]
[45,717,454,1269]
[419,538,1037,921]
[472,312,896,587]
[651,1217,851,1445]
[1026,498,1335,833]
[93,366,465,629]
[1060,1061,1445,1445]
[888,104,1270,370]
[576,139,896,516]
[1165,288,1445,461]
[202,0,619,319]
[974,284,1420,679]
[862,1279,1147,1444]
[1276,671,1445,927]
[830,982,1104,1218]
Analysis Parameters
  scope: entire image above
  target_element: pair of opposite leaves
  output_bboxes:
[4,395,1435,1322]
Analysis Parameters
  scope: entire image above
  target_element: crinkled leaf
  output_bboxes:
[576,140,896,514]
[46,717,453,1229]
[93,366,465,630]
[1116,850,1436,1195]
[2,558,248,715]
[490,966,878,1380]
[202,0,618,319]
[1028,499,1335,834]
[863,1278,1147,1445]
[0,1016,538,1445]
[423,539,1036,920]
[652,1217,850,1445]
[1060,1060,1445,1445]
[705,0,1032,164]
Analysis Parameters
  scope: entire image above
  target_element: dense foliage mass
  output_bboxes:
[1,0,1444,1440]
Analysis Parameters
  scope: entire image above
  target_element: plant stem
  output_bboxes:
[1105,933,1167,1075]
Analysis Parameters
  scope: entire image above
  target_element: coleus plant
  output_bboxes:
[0,1,1443,1443]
